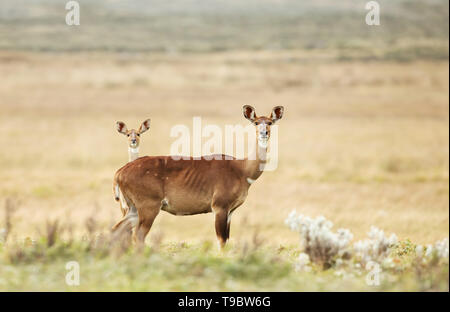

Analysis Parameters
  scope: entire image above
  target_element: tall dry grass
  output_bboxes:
[0,51,448,245]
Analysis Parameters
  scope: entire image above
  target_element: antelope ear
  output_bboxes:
[116,121,128,135]
[139,119,151,134]
[270,106,284,123]
[243,105,256,122]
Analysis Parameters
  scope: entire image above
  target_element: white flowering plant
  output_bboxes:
[285,211,353,269]
[415,238,449,264]
[353,226,398,265]
[294,252,312,272]
[285,210,449,283]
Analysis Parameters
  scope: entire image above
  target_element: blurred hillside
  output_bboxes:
[0,0,448,60]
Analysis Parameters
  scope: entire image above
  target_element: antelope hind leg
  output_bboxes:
[133,199,161,248]
[111,202,138,234]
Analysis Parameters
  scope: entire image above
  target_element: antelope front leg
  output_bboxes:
[213,208,229,251]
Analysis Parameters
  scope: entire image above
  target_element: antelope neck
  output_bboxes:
[244,138,269,182]
[128,147,140,162]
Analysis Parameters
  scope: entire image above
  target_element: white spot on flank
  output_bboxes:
[246,177,256,184]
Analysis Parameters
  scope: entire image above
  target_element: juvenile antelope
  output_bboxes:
[116,119,151,162]
[113,106,284,249]
[113,119,150,219]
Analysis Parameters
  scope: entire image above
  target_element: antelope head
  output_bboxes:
[116,119,151,150]
[243,105,284,148]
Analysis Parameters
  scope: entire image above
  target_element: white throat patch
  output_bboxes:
[258,139,268,149]
[129,147,139,154]
[246,177,256,185]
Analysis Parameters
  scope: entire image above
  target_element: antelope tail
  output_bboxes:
[113,181,120,201]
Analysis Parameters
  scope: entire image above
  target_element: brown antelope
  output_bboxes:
[112,106,284,249]
[116,119,151,162]
[113,119,150,219]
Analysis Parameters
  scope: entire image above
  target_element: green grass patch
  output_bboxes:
[0,237,448,291]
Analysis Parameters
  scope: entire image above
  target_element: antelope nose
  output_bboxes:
[131,139,137,144]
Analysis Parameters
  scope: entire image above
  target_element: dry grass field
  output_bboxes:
[0,51,448,246]
[0,0,448,291]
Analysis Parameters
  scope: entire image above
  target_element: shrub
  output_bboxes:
[285,211,353,269]
[416,238,449,263]
[353,226,398,265]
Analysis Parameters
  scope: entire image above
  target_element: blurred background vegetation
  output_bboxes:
[0,0,448,291]
[0,0,448,61]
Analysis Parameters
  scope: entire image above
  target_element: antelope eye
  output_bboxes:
[137,134,140,137]
[127,134,130,137]
[255,122,260,125]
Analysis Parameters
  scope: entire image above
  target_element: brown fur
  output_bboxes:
[116,119,150,152]
[114,119,151,215]
[112,106,284,249]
